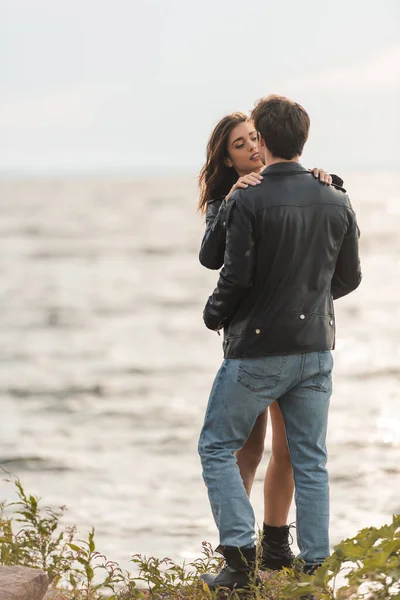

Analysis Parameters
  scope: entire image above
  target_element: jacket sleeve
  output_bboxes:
[203,193,256,330]
[331,173,345,189]
[331,204,362,300]
[199,198,227,270]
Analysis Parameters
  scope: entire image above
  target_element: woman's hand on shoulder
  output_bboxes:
[225,172,263,202]
[310,168,332,185]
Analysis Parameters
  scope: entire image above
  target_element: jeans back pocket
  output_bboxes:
[237,355,287,392]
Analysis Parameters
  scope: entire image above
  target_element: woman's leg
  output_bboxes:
[235,409,268,496]
[264,401,294,525]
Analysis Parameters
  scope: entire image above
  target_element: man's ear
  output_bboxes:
[258,135,266,148]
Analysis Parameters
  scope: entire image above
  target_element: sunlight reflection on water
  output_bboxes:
[376,415,400,446]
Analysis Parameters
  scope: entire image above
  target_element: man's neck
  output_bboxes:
[264,156,300,167]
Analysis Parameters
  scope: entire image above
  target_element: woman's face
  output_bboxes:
[225,121,264,176]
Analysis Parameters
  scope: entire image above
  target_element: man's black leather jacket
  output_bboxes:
[200,162,362,358]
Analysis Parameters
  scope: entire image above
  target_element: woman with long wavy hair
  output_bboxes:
[198,111,340,570]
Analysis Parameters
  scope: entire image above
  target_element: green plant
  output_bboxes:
[0,474,138,599]
[0,472,399,599]
[283,514,400,599]
[0,477,73,584]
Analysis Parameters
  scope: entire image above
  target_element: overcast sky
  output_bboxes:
[1,0,399,175]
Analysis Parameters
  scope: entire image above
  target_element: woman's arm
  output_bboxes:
[310,168,345,190]
[199,197,227,270]
[199,173,264,270]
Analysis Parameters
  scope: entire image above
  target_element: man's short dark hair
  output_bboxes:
[251,95,310,159]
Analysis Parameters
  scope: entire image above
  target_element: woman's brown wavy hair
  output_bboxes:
[198,112,248,214]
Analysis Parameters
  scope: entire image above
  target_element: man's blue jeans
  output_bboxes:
[198,351,333,566]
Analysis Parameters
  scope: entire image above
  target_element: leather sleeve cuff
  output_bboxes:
[203,304,225,331]
[331,174,344,188]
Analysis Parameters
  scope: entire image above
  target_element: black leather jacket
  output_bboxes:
[201,162,362,358]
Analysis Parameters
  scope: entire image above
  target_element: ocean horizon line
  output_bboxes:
[0,161,399,181]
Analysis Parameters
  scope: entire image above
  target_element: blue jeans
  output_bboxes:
[198,351,333,566]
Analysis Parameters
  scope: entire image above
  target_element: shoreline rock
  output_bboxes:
[0,565,49,600]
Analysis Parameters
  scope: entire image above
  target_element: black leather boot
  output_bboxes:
[200,545,260,591]
[260,523,295,570]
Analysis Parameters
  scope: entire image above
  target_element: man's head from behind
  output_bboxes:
[251,95,310,165]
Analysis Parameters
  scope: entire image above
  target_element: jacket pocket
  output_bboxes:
[237,355,287,392]
[313,351,334,392]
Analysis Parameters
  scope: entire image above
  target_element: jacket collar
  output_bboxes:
[260,161,308,176]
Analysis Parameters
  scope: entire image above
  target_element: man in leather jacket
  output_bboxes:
[198,95,362,592]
